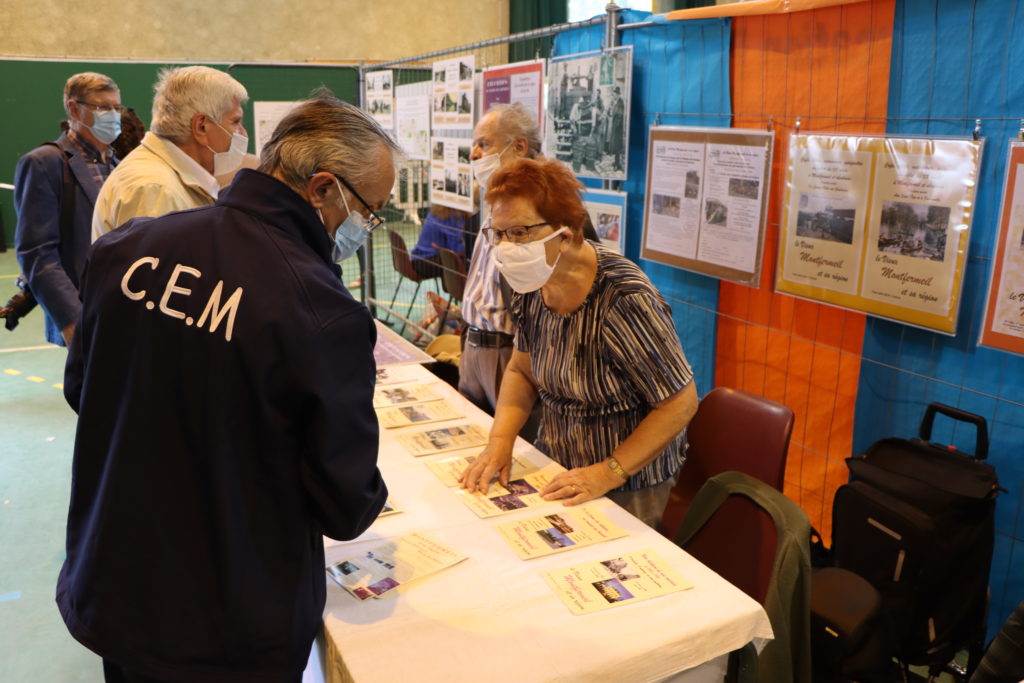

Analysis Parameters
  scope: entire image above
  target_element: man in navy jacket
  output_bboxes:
[14,72,122,346]
[60,94,395,683]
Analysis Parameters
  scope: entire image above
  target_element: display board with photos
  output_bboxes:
[640,126,773,286]
[365,70,393,131]
[482,59,545,130]
[432,56,475,130]
[429,137,474,213]
[252,101,301,158]
[394,81,431,161]
[545,47,632,181]
[980,140,1024,355]
[776,134,982,335]
[581,189,627,253]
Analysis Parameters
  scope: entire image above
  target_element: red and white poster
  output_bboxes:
[481,59,545,129]
[980,141,1024,355]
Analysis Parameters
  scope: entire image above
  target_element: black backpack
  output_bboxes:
[831,403,1001,671]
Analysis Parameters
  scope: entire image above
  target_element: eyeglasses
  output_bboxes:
[319,172,386,232]
[74,100,126,114]
[481,221,550,244]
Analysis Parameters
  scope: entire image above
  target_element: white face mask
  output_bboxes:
[470,142,511,190]
[493,227,567,293]
[205,117,248,176]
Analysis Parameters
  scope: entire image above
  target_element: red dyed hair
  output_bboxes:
[485,158,589,242]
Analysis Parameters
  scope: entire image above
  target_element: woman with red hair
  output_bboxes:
[459,158,698,528]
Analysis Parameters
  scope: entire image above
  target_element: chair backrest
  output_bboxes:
[435,246,467,302]
[388,228,420,281]
[662,387,794,538]
[676,471,813,683]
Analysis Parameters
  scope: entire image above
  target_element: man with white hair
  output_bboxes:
[61,91,395,682]
[13,72,122,346]
[91,65,249,240]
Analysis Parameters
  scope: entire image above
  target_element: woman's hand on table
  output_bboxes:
[540,462,624,506]
[458,442,514,494]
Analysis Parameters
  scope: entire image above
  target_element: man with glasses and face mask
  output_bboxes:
[92,65,249,240]
[13,72,123,346]
[60,92,394,682]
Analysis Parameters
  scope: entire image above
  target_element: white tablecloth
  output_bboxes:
[318,363,772,683]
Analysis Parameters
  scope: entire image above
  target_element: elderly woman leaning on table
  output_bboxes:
[459,158,698,528]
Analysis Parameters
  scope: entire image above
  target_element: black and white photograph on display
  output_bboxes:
[704,199,728,226]
[545,47,632,180]
[877,200,949,261]
[432,140,444,161]
[796,193,857,244]
[685,170,700,199]
[652,193,680,218]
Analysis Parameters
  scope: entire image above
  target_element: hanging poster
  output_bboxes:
[252,101,301,158]
[429,136,474,213]
[777,134,982,335]
[481,59,545,128]
[365,70,393,131]
[395,82,431,161]
[432,56,475,130]
[640,126,773,286]
[545,47,632,180]
[980,141,1024,355]
[581,189,627,253]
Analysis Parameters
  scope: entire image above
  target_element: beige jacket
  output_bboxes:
[91,131,218,241]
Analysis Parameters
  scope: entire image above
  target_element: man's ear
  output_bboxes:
[306,172,336,209]
[190,112,210,145]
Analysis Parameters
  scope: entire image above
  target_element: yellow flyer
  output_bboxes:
[425,451,539,487]
[495,505,628,560]
[542,549,693,616]
[395,423,489,457]
[376,400,464,429]
[372,383,440,409]
[453,463,565,518]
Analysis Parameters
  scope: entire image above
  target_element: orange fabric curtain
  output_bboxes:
[666,0,866,20]
[716,0,894,537]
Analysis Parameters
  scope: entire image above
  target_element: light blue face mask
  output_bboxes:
[322,178,371,263]
[89,109,122,145]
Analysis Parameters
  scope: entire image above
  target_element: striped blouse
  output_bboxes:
[511,244,694,491]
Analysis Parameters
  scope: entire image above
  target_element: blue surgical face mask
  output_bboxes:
[320,178,371,263]
[89,109,122,145]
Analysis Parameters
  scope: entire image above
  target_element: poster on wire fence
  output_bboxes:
[395,82,431,160]
[545,47,632,180]
[776,134,982,335]
[432,56,475,130]
[429,137,474,213]
[365,70,394,131]
[640,126,773,286]
[482,59,545,130]
[980,141,1024,355]
[581,189,626,253]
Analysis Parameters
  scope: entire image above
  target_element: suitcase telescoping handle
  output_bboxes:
[918,402,989,461]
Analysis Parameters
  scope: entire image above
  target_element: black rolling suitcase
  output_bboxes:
[830,403,1001,678]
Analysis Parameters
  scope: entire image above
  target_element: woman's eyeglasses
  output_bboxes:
[481,221,550,244]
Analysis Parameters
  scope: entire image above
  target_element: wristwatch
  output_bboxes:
[606,456,629,482]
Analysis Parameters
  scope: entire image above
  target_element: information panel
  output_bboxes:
[776,134,982,335]
[640,126,773,286]
[481,59,545,128]
[980,141,1024,355]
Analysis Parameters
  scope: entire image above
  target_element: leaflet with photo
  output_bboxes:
[453,463,565,518]
[395,423,489,457]
[326,532,467,601]
[373,383,441,408]
[425,451,539,487]
[375,364,422,386]
[495,505,628,560]
[377,400,464,429]
[542,549,693,616]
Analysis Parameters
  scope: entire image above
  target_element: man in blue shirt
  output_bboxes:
[60,93,394,682]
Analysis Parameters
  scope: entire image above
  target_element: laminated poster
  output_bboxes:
[430,136,474,213]
[980,141,1024,355]
[376,400,464,429]
[372,382,440,409]
[394,82,431,161]
[495,504,628,560]
[777,134,981,334]
[481,59,545,129]
[641,126,773,286]
[542,549,692,616]
[425,451,539,487]
[365,70,393,131]
[374,320,434,365]
[432,56,475,130]
[453,463,566,518]
[582,189,627,253]
[395,423,489,457]
[326,532,466,601]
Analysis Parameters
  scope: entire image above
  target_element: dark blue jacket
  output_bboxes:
[60,169,387,682]
[14,133,111,345]
[410,210,467,261]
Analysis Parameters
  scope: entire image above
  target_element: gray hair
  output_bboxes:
[63,72,119,115]
[488,102,542,159]
[150,66,249,143]
[257,89,402,192]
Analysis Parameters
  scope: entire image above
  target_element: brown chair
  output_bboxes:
[434,246,467,331]
[385,228,432,334]
[661,387,794,539]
